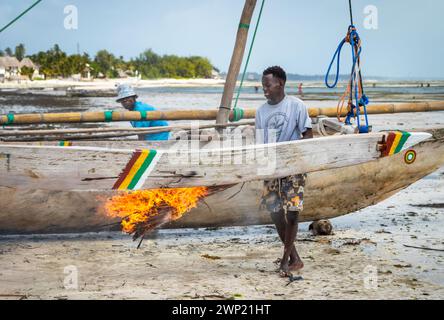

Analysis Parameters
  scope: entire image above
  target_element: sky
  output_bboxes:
[0,0,443,79]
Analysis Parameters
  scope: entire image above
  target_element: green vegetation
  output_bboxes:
[2,43,215,80]
[0,45,25,59]
[20,66,34,79]
[14,44,26,61]
[130,49,213,79]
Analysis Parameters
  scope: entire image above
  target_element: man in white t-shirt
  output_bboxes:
[256,66,313,277]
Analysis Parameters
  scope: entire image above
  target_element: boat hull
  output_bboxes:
[0,131,430,191]
[0,129,442,234]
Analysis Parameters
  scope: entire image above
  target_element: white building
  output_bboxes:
[0,56,41,81]
[0,56,20,81]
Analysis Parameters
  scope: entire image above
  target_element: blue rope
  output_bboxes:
[326,25,370,133]
[348,26,370,133]
[349,26,361,128]
[325,38,346,89]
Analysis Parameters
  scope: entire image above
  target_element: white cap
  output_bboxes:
[116,84,137,102]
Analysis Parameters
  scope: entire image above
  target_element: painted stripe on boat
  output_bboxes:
[383,131,412,157]
[112,150,141,189]
[394,131,411,154]
[389,132,403,155]
[117,150,150,190]
[59,141,72,147]
[112,149,158,190]
[383,132,396,156]
[133,150,162,190]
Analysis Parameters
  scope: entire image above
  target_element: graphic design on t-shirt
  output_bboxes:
[264,112,289,142]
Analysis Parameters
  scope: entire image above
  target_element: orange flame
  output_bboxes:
[104,187,208,234]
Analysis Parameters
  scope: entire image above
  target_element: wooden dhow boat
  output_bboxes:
[0,127,442,234]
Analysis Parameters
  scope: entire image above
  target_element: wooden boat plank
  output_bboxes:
[0,132,430,191]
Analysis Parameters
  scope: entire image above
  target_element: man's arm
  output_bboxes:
[255,109,265,144]
[296,101,313,140]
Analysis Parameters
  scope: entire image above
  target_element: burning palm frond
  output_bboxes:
[104,186,232,247]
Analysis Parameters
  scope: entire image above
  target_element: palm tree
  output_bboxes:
[15,44,26,60]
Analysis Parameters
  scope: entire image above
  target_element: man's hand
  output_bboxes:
[302,128,313,140]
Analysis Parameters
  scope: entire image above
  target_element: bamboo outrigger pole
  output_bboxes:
[0,121,255,137]
[0,109,256,125]
[0,122,256,142]
[215,0,258,126]
[1,101,444,126]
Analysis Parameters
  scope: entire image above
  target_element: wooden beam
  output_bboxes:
[1,101,444,125]
[216,0,257,126]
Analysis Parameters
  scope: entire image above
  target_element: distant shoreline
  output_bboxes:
[1,78,444,91]
[0,78,226,90]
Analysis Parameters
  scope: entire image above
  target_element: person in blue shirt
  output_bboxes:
[116,84,170,141]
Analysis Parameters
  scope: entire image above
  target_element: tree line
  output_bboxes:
[0,44,216,79]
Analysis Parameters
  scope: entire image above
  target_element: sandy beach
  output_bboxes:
[0,165,443,300]
[2,0,444,303]
[1,82,443,300]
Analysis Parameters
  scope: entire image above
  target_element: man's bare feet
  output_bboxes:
[289,260,304,272]
[274,257,303,274]
[279,260,293,277]
[278,260,303,278]
[279,269,292,278]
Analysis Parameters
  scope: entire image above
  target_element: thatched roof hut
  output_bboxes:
[19,58,37,69]
[0,56,20,68]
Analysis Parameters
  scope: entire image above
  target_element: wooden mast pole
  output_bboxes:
[215,0,257,126]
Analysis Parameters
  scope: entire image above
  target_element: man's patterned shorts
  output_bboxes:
[261,174,307,213]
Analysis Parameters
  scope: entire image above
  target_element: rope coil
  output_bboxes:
[230,108,244,122]
[325,13,370,133]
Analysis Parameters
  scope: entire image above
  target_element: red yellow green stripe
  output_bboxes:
[127,150,157,190]
[58,141,72,147]
[383,131,411,157]
[113,149,157,190]
[388,132,403,155]
[394,131,411,154]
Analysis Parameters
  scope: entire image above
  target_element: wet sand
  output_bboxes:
[0,167,442,300]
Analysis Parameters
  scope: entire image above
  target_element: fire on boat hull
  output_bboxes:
[0,129,443,234]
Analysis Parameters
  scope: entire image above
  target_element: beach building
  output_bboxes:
[19,57,41,80]
[82,63,92,80]
[211,68,221,79]
[0,56,41,81]
[18,57,36,69]
[0,56,20,81]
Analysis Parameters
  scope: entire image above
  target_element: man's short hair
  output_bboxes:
[263,66,287,84]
